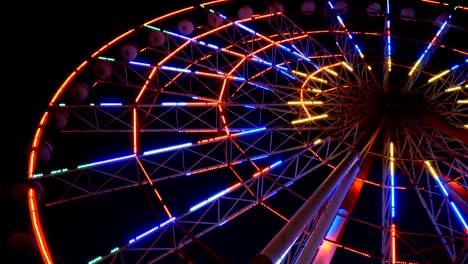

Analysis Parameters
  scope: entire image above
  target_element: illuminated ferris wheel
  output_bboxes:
[27,1,467,263]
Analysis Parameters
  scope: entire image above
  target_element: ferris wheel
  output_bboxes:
[27,1,467,263]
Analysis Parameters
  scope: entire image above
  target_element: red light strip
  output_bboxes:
[28,188,53,264]
[136,158,172,218]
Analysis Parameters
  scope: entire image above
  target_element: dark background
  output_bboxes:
[3,1,198,262]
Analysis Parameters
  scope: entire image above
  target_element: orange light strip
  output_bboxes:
[28,117,46,179]
[196,128,262,144]
[324,238,371,258]
[28,188,53,264]
[199,0,227,6]
[91,29,135,58]
[136,158,172,218]
[252,161,282,177]
[229,167,256,197]
[189,164,228,175]
[143,6,195,26]
[356,178,406,190]
[420,0,468,10]
[135,66,157,102]
[261,202,288,222]
[391,224,397,264]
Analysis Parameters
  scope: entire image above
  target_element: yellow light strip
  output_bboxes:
[391,224,397,264]
[313,138,322,145]
[444,86,461,92]
[456,99,468,104]
[390,142,395,175]
[325,68,339,76]
[342,61,354,72]
[428,69,450,83]
[309,76,328,83]
[424,160,438,178]
[291,114,328,124]
[291,70,307,77]
[307,88,322,93]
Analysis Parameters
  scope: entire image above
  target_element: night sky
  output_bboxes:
[5,1,193,262]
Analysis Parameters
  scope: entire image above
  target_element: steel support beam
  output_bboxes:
[297,164,360,263]
[251,151,360,264]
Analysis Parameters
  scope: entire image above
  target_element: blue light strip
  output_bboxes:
[161,65,191,73]
[434,176,449,197]
[161,102,187,106]
[129,61,151,67]
[428,57,468,83]
[270,160,283,169]
[100,103,122,106]
[143,142,193,156]
[293,51,311,62]
[386,19,392,72]
[250,82,272,91]
[147,21,316,85]
[391,170,395,218]
[409,11,453,76]
[189,186,236,212]
[280,70,297,80]
[328,1,365,59]
[390,142,396,218]
[450,202,468,232]
[239,127,266,135]
[128,217,176,244]
[77,154,136,169]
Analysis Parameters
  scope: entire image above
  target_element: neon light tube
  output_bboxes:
[450,202,468,233]
[428,69,450,82]
[390,142,395,218]
[128,217,176,244]
[291,114,328,124]
[160,65,191,73]
[190,183,241,212]
[77,154,136,169]
[408,13,452,76]
[88,256,102,264]
[161,102,218,106]
[444,86,461,92]
[129,61,152,67]
[100,103,122,106]
[424,160,449,197]
[391,224,396,263]
[287,101,323,105]
[143,142,192,156]
[387,19,392,72]
[250,82,272,91]
[328,1,365,59]
[97,56,115,62]
[342,61,354,72]
[29,189,53,264]
[253,160,283,177]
